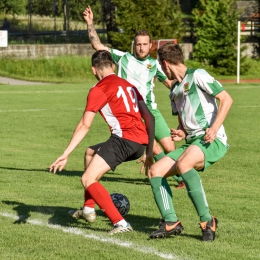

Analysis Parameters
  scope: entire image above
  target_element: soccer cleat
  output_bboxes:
[68,208,96,223]
[176,181,186,189]
[149,219,184,239]
[107,223,133,235]
[200,216,218,242]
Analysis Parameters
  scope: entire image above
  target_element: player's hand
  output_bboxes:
[49,155,68,174]
[136,154,146,174]
[170,128,185,141]
[83,6,93,24]
[204,128,217,143]
[144,155,153,178]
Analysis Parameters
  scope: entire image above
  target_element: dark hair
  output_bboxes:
[134,30,151,43]
[91,50,114,69]
[157,42,184,65]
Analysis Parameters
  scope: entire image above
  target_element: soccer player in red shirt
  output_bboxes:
[49,50,154,234]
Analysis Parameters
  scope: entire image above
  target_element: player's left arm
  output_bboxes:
[204,90,233,143]
[170,116,187,141]
[49,111,96,173]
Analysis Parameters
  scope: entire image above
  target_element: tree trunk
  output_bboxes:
[102,0,116,44]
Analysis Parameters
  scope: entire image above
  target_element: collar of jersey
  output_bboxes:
[101,73,116,80]
[133,54,151,61]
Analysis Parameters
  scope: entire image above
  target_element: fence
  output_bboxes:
[7,18,260,44]
[8,29,107,43]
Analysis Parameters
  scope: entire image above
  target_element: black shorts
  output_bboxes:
[89,134,146,171]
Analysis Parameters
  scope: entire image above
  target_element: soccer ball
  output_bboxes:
[110,193,130,216]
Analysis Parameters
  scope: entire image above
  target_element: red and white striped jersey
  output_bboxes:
[85,73,148,145]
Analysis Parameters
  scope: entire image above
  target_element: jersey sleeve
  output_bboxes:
[194,69,224,96]
[85,87,107,112]
[155,59,167,82]
[110,49,127,63]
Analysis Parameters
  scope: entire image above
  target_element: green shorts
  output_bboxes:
[150,108,170,142]
[166,135,228,171]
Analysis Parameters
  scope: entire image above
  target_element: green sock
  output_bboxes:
[181,169,211,222]
[154,151,165,162]
[173,174,183,182]
[149,177,178,222]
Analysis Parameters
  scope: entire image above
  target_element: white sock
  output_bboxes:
[83,206,95,214]
[116,219,127,227]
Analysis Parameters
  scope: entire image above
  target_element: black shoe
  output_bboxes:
[200,216,218,242]
[149,219,184,239]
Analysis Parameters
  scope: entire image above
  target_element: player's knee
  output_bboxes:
[159,137,175,153]
[153,142,162,155]
[149,164,161,177]
[81,174,94,188]
[175,159,193,174]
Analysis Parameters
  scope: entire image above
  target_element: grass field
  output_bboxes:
[0,81,260,260]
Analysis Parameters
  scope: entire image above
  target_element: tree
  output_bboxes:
[30,0,102,22]
[192,0,249,75]
[102,0,117,43]
[0,0,27,15]
[107,0,183,51]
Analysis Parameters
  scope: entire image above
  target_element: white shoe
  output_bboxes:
[68,209,96,223]
[107,223,133,235]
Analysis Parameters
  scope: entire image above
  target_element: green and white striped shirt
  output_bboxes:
[111,49,167,110]
[170,68,227,145]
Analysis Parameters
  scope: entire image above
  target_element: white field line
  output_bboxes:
[152,85,260,92]
[1,105,259,113]
[236,106,260,108]
[0,108,83,113]
[0,90,87,94]
[0,212,191,260]
[224,86,260,89]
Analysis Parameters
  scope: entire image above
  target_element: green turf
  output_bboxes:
[0,82,259,260]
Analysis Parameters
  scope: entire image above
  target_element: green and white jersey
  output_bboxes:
[111,49,167,110]
[170,68,227,145]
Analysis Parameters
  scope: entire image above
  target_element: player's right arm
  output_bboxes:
[49,111,96,174]
[83,6,110,51]
[138,100,155,177]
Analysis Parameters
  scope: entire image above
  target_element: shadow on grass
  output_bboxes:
[56,169,151,185]
[0,166,50,173]
[0,166,151,185]
[2,199,202,240]
[2,200,162,234]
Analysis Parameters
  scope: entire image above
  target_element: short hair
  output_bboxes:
[134,30,151,43]
[91,50,114,69]
[157,42,184,65]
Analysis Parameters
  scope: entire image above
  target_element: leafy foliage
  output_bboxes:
[0,0,102,24]
[0,0,27,15]
[192,0,249,75]
[109,0,183,51]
